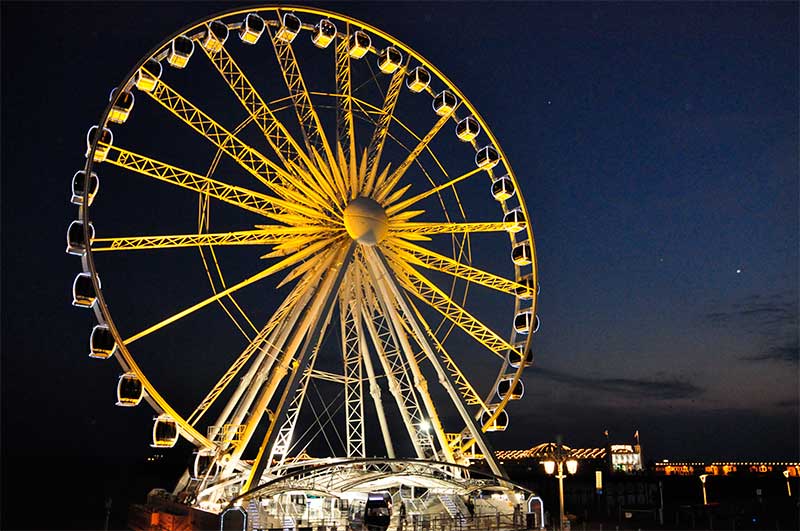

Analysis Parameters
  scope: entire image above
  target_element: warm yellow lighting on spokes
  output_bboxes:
[566,459,578,475]
[542,460,556,475]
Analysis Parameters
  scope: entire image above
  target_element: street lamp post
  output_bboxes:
[541,439,578,531]
[783,470,792,497]
[699,474,709,505]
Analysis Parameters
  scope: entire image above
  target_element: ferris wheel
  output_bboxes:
[68,6,539,508]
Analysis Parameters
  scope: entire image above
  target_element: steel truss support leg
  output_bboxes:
[349,268,395,458]
[240,243,356,494]
[265,298,335,472]
[365,247,507,478]
[363,250,455,465]
[341,279,366,459]
[359,274,438,460]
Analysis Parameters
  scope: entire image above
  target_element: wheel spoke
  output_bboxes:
[200,43,316,174]
[123,237,341,345]
[403,296,488,409]
[187,258,328,426]
[335,28,356,164]
[385,166,484,215]
[92,227,334,252]
[145,74,312,202]
[374,105,459,203]
[362,66,407,197]
[267,20,347,204]
[387,240,531,298]
[389,221,510,236]
[383,252,518,360]
[103,144,324,222]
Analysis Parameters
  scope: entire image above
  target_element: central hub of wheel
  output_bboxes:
[343,197,388,246]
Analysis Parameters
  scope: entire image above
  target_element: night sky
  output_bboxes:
[2,1,798,528]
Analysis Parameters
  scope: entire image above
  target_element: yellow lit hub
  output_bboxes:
[343,197,388,245]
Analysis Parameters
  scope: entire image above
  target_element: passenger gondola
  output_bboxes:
[432,90,457,116]
[509,344,534,368]
[239,13,265,44]
[511,240,532,266]
[475,145,500,169]
[72,272,99,308]
[71,170,99,206]
[514,309,539,334]
[378,47,403,74]
[275,12,302,43]
[85,126,113,162]
[152,414,179,448]
[348,30,371,59]
[66,220,94,256]
[406,66,430,93]
[312,19,337,48]
[491,174,515,201]
[496,376,524,400]
[135,58,162,92]
[515,274,535,300]
[167,35,195,68]
[116,372,144,406]
[348,491,392,531]
[89,324,117,359]
[480,407,509,432]
[456,116,480,142]
[503,207,525,233]
[108,89,135,124]
[202,20,229,52]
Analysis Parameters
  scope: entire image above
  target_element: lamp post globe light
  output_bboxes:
[699,474,709,505]
[540,440,578,531]
[783,469,792,497]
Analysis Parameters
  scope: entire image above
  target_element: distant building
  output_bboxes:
[494,441,643,474]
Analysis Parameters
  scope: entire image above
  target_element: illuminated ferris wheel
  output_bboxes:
[68,6,539,509]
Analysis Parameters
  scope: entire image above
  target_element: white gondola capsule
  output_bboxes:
[348,30,371,59]
[378,47,403,74]
[503,208,526,233]
[511,240,532,266]
[311,18,336,48]
[167,35,195,69]
[85,126,113,162]
[496,377,525,400]
[202,20,229,52]
[275,13,302,43]
[480,408,509,432]
[72,272,99,308]
[135,58,162,92]
[514,309,540,334]
[515,274,535,300]
[152,415,179,448]
[66,220,94,256]
[107,89,135,124]
[509,345,533,368]
[491,174,515,202]
[432,90,458,116]
[475,145,500,169]
[240,13,265,44]
[71,170,99,206]
[455,116,480,142]
[406,66,431,93]
[89,324,117,359]
[116,372,143,406]
[193,450,219,480]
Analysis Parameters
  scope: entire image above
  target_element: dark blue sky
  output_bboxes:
[2,2,797,506]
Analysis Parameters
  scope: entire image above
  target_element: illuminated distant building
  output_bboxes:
[609,444,643,473]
